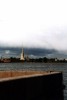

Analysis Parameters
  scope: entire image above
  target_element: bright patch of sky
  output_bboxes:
[0,0,67,52]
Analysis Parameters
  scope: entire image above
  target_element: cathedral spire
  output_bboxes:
[20,48,25,60]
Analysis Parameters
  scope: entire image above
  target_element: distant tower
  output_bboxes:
[20,48,25,60]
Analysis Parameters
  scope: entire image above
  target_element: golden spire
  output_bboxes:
[20,48,25,60]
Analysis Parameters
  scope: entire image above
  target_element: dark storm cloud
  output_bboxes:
[24,48,57,57]
[0,47,21,57]
[0,47,66,59]
[0,47,57,58]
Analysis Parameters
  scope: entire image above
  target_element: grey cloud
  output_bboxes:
[0,47,66,59]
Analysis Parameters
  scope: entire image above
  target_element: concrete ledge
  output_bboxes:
[0,71,64,100]
[0,70,61,78]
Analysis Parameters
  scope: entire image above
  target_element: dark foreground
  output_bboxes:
[0,71,65,100]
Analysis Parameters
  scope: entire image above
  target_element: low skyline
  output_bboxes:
[0,0,67,58]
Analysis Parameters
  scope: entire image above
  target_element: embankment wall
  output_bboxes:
[0,71,64,100]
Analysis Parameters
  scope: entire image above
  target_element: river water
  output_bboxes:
[0,62,66,100]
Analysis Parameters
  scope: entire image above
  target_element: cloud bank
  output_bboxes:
[0,0,67,57]
[0,47,66,59]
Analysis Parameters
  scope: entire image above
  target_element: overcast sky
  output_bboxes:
[0,0,67,57]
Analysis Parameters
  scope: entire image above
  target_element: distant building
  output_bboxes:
[65,59,67,61]
[25,55,30,61]
[20,48,25,60]
[1,58,11,63]
[55,58,58,61]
